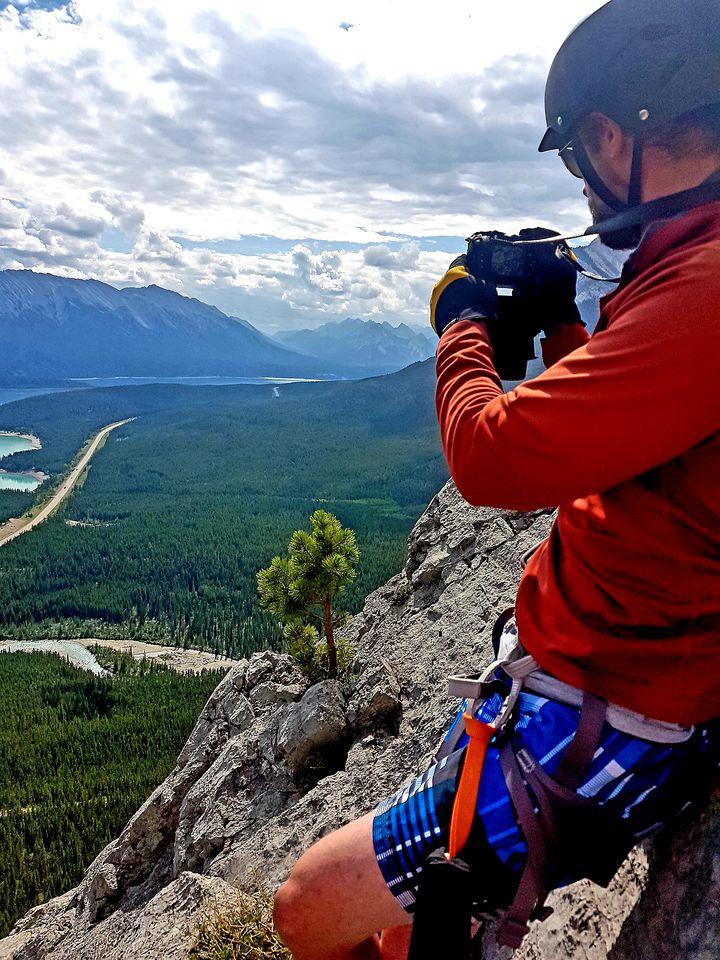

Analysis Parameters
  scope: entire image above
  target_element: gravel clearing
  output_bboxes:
[0,638,239,675]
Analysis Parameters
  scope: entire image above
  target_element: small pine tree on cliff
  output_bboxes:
[256,510,360,680]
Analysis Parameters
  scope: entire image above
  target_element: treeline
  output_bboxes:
[0,367,446,658]
[0,650,223,938]
[0,504,413,656]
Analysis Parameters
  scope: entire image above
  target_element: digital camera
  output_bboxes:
[466,230,549,287]
[463,228,571,381]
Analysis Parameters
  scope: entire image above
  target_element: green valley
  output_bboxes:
[0,359,447,936]
[0,361,447,656]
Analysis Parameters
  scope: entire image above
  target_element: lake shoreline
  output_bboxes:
[0,431,42,450]
[0,433,45,491]
[0,468,48,482]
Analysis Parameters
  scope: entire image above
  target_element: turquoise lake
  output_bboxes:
[0,435,34,458]
[0,474,40,492]
[0,434,41,491]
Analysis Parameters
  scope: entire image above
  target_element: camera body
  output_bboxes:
[466,230,545,288]
[463,228,571,381]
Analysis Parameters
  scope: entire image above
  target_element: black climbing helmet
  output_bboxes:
[539,0,720,154]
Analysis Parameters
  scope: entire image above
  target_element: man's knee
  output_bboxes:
[273,874,307,948]
[273,813,409,954]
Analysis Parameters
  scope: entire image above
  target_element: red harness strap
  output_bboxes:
[445,691,611,952]
[448,713,495,860]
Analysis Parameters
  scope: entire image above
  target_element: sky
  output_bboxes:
[0,0,609,333]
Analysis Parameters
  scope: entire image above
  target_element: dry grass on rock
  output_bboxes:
[192,886,291,960]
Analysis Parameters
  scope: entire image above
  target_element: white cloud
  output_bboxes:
[363,242,419,271]
[0,0,607,330]
[91,193,145,237]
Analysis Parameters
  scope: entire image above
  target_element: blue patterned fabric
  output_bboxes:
[372,688,719,913]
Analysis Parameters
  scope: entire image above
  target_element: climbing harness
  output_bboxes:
[406,610,694,959]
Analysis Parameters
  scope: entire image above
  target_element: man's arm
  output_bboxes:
[539,323,591,368]
[436,262,720,510]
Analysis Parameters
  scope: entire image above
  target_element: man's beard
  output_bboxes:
[588,196,643,251]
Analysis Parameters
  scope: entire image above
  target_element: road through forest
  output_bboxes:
[0,419,134,548]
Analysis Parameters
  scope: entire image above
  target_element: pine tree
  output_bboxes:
[256,511,360,679]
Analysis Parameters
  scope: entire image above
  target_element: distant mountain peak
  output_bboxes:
[272,315,435,378]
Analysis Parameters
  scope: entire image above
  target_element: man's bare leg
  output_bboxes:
[379,925,412,960]
[274,811,413,960]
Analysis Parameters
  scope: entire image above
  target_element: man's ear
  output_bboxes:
[584,112,632,163]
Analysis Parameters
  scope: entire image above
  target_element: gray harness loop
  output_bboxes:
[448,623,694,747]
[523,669,694,744]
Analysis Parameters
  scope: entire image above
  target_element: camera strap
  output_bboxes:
[515,177,720,247]
[554,245,621,284]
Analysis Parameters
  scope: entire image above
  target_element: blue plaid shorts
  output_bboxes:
[373,688,719,913]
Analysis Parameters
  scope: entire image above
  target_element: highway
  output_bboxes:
[0,418,134,548]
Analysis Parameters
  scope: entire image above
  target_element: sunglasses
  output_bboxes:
[559,140,583,179]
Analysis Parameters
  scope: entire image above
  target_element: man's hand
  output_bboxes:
[430,255,497,337]
[509,229,589,368]
[512,228,583,332]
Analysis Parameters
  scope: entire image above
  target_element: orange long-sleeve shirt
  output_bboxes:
[436,203,720,724]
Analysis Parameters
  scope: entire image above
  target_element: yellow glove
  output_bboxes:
[430,255,497,336]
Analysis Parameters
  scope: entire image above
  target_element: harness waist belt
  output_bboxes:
[522,669,694,743]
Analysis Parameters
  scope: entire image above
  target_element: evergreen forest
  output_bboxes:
[0,650,223,937]
[0,362,447,935]
[0,362,446,657]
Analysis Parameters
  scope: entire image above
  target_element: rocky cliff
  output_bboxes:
[1,482,718,959]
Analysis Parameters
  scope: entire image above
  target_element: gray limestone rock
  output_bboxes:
[0,872,237,960]
[177,663,254,774]
[245,650,305,690]
[275,680,349,777]
[1,481,716,960]
[173,722,295,876]
[249,681,306,711]
[346,654,401,734]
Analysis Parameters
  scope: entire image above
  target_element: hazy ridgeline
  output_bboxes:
[0,361,446,656]
[0,650,223,937]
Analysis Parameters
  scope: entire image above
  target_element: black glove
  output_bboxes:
[480,304,539,381]
[511,228,582,332]
[430,255,497,337]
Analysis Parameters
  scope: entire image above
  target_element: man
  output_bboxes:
[273,2,720,957]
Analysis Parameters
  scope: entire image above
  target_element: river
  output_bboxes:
[0,641,108,676]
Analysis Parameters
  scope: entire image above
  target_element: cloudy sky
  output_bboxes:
[0,0,607,332]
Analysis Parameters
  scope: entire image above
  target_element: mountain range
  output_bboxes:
[0,270,323,384]
[0,249,622,387]
[0,270,436,384]
[273,317,435,378]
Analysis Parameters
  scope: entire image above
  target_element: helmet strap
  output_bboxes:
[517,176,720,245]
[627,135,645,207]
[583,175,720,239]
[571,136,627,212]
